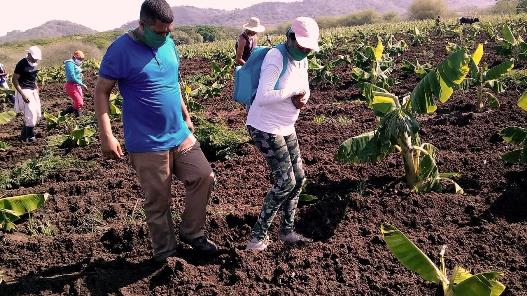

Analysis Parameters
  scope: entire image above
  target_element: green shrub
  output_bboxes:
[409,0,448,20]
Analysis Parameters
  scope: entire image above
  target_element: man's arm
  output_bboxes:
[235,37,246,66]
[94,76,123,159]
[11,73,29,103]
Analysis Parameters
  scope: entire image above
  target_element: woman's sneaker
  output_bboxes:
[246,236,270,251]
[279,232,312,244]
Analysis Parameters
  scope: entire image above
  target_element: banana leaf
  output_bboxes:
[0,193,50,231]
[374,39,384,62]
[410,50,470,114]
[381,224,444,284]
[518,91,527,111]
[452,272,505,296]
[484,60,514,81]
[0,110,16,125]
[501,25,517,46]
[500,127,527,144]
[335,130,393,163]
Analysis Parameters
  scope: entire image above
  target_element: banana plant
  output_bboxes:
[0,193,49,231]
[384,34,407,58]
[0,110,16,125]
[381,224,506,296]
[462,44,514,111]
[500,91,527,164]
[496,25,527,60]
[409,27,426,46]
[44,112,69,131]
[337,48,474,192]
[61,126,96,148]
[108,93,123,116]
[308,56,344,86]
[351,39,396,100]
[401,59,432,79]
[181,82,203,113]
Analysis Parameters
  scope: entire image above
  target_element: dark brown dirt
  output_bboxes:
[0,35,526,296]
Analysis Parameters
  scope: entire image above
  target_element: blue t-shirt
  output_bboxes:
[99,34,190,153]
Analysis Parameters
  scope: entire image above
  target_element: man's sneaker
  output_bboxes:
[181,235,218,254]
[246,236,270,251]
[279,232,312,244]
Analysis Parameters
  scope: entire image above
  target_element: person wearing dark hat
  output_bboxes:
[235,17,266,66]
[12,46,42,142]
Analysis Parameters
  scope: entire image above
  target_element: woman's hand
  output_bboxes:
[291,90,307,109]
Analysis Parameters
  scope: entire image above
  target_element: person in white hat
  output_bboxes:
[245,17,320,251]
[235,17,266,65]
[12,45,42,142]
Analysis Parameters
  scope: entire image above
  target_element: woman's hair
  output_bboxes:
[286,27,296,41]
[140,0,174,25]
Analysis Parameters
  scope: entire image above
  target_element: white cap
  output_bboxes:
[27,46,42,60]
[243,17,265,33]
[291,17,320,52]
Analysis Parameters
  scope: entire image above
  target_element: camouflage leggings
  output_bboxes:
[247,125,306,241]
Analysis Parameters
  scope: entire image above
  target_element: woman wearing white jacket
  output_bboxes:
[246,17,320,251]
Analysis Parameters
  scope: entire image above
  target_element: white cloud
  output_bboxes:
[0,0,299,36]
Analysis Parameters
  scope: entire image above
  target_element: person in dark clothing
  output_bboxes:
[12,46,42,142]
[235,17,265,66]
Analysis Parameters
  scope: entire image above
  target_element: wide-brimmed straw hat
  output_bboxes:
[243,17,265,33]
[291,17,320,52]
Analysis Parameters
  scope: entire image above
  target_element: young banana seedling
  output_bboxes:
[462,44,514,111]
[381,224,506,296]
[500,91,527,164]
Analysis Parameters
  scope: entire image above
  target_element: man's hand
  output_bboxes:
[185,117,195,133]
[291,90,307,109]
[101,134,124,159]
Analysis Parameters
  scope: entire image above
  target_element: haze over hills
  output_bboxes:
[120,0,494,29]
[1,0,495,44]
[0,20,97,44]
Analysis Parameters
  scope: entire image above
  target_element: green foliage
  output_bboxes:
[462,44,514,111]
[401,59,432,78]
[44,112,70,131]
[0,193,49,231]
[381,224,506,296]
[410,49,471,114]
[0,110,16,125]
[501,92,527,163]
[37,65,66,86]
[337,49,469,193]
[108,93,123,116]
[496,25,527,60]
[409,0,448,20]
[0,150,78,190]
[0,141,11,151]
[194,115,250,161]
[60,126,96,148]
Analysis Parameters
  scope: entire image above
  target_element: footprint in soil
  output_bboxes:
[100,227,134,254]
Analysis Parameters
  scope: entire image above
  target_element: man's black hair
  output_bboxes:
[140,0,174,24]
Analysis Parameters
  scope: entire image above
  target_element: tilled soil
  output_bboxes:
[0,36,526,296]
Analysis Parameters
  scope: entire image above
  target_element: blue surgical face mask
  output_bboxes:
[142,26,169,49]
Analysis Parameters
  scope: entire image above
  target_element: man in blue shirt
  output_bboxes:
[94,0,218,262]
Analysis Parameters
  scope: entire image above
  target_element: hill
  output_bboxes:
[0,20,97,44]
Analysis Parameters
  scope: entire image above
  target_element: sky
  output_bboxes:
[1,0,299,37]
